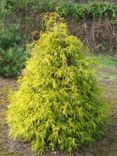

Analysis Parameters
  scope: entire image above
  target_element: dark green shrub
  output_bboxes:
[0,27,22,49]
[0,26,27,77]
[7,17,107,154]
[0,46,26,77]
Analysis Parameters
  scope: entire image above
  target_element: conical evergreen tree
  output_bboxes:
[7,15,107,153]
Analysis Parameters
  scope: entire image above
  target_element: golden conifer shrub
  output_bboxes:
[7,16,107,153]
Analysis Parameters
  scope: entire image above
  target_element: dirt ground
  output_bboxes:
[0,66,117,156]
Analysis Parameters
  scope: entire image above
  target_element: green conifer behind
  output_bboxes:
[7,15,107,153]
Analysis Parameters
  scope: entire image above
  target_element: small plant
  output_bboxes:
[7,15,107,154]
[0,46,26,77]
[0,25,27,77]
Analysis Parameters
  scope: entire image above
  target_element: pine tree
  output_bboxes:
[7,15,107,153]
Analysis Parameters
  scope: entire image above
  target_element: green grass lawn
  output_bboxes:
[95,55,117,81]
[97,55,117,68]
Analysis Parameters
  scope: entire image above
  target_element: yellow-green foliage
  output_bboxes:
[7,19,107,153]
